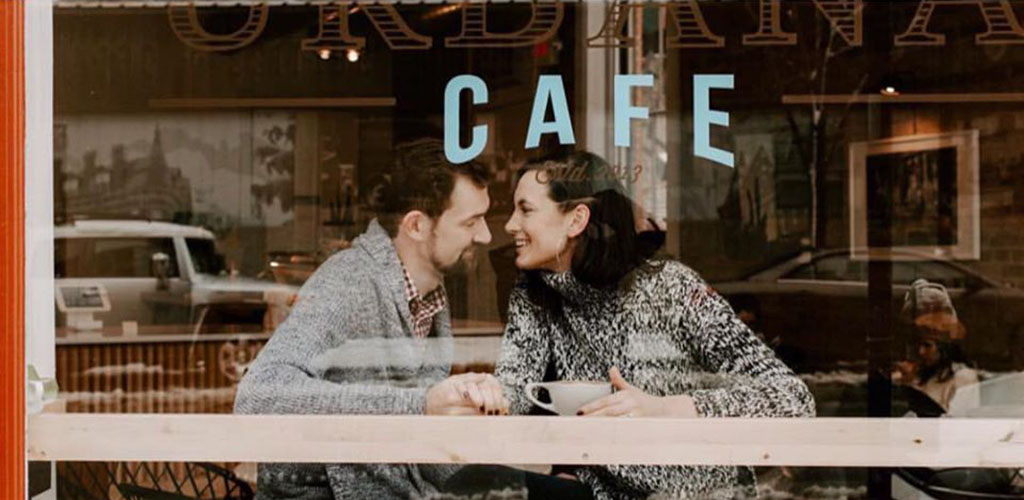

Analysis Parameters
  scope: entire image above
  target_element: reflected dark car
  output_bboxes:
[712,249,1024,372]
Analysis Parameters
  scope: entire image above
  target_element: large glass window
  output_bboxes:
[39,1,1024,499]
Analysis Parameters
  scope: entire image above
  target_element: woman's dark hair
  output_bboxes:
[518,151,665,307]
[915,339,963,385]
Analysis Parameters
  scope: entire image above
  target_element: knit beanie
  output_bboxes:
[901,279,965,341]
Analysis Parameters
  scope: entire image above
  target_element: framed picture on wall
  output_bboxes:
[849,130,980,261]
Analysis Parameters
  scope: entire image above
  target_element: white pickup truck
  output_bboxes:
[55,219,299,336]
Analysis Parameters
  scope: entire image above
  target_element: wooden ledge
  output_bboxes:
[27,414,1024,468]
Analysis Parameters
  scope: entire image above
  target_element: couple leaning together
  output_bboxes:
[234,139,816,500]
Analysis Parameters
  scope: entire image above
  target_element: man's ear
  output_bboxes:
[399,211,433,242]
[566,204,590,239]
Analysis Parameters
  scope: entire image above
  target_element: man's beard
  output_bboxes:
[432,246,478,275]
[427,225,480,275]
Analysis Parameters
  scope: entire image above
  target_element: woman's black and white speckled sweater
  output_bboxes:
[495,261,816,500]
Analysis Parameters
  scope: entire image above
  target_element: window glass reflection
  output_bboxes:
[56,237,179,279]
[47,462,1024,500]
[44,0,1024,497]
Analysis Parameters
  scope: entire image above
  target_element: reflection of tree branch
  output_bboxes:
[750,4,869,248]
[250,180,295,214]
[786,110,810,171]
[828,44,858,60]
[806,21,869,247]
[264,126,284,146]
[263,124,295,148]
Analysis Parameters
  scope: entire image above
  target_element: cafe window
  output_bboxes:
[18,1,1024,499]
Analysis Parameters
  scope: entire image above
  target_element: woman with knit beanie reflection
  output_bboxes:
[894,279,979,412]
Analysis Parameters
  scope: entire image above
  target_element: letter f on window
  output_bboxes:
[614,74,654,148]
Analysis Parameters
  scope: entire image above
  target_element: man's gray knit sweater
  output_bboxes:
[234,220,459,500]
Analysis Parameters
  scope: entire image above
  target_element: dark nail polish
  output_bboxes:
[480,406,485,412]
[576,411,583,416]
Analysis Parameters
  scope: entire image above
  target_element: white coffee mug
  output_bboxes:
[524,381,613,416]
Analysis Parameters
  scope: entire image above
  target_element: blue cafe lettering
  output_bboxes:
[442,73,735,167]
[168,0,1024,167]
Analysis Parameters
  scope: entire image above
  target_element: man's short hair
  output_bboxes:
[373,138,490,236]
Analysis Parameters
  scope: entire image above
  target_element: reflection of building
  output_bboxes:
[61,127,192,221]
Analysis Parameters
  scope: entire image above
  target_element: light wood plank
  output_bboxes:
[27,414,1024,467]
[55,324,503,345]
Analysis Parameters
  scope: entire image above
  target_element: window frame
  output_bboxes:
[15,3,1024,495]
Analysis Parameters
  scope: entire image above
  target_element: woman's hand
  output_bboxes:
[577,367,676,417]
[427,372,509,416]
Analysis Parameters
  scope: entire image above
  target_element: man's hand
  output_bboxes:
[426,372,509,416]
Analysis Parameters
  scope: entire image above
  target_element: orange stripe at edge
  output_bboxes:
[0,1,27,499]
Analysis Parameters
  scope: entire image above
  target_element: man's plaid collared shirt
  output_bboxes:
[401,265,447,338]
